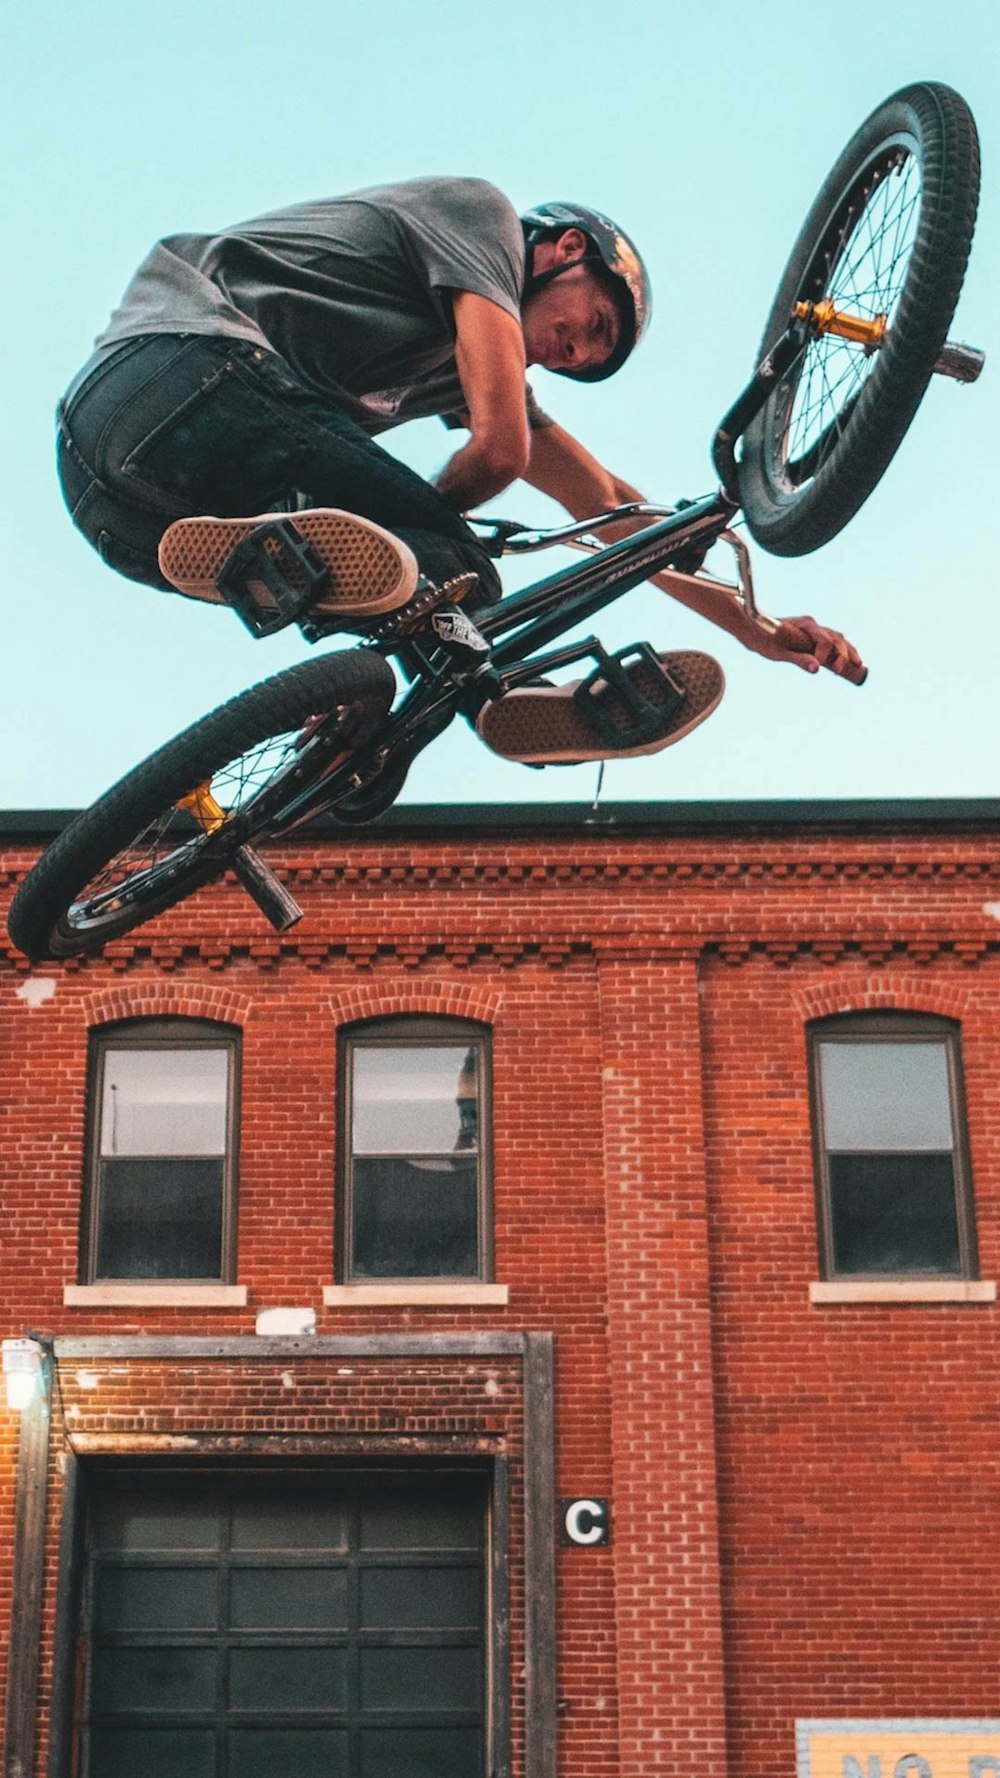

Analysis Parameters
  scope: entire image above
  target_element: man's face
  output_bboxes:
[520,230,621,376]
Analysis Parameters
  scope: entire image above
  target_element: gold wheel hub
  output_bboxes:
[176,783,227,833]
[793,298,888,351]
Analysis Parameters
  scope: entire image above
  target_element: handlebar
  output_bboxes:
[468,503,676,556]
[469,510,866,687]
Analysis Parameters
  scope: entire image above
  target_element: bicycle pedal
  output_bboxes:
[572,642,685,749]
[216,520,331,638]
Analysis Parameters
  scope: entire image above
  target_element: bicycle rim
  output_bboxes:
[769,137,922,494]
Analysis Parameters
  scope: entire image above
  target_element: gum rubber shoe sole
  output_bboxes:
[158,509,419,616]
[476,649,725,764]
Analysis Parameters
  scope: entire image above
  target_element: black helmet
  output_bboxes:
[520,201,653,382]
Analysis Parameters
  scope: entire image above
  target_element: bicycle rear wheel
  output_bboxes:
[7,649,396,962]
[739,82,980,556]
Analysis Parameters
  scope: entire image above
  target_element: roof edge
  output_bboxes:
[0,798,997,841]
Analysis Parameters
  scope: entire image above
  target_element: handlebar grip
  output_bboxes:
[778,619,868,686]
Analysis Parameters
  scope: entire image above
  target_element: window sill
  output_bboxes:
[64,1283,248,1308]
[323,1283,509,1308]
[810,1279,995,1305]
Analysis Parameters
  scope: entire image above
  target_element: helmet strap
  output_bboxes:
[522,241,605,305]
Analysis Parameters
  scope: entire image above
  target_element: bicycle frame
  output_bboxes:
[238,491,737,847]
[222,329,814,853]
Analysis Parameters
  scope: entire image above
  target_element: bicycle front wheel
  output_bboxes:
[7,649,396,962]
[739,82,980,556]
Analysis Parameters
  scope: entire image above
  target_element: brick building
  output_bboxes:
[1,797,999,1778]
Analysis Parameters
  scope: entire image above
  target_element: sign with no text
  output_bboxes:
[797,1720,1000,1778]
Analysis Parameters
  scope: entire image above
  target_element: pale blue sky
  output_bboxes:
[2,0,995,810]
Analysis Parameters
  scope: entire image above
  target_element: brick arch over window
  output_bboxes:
[792,974,970,1024]
[81,982,253,1030]
[328,979,503,1030]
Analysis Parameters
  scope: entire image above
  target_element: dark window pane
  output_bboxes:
[95,1157,224,1279]
[229,1647,349,1713]
[94,1567,218,1633]
[358,1727,481,1778]
[230,1494,348,1552]
[91,1646,216,1713]
[352,1157,478,1278]
[360,1566,481,1630]
[88,1728,215,1778]
[360,1646,482,1712]
[227,1729,350,1778]
[829,1151,962,1275]
[229,1566,349,1630]
[92,1492,222,1553]
[360,1483,482,1552]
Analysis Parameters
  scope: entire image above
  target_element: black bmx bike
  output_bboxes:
[8,81,984,964]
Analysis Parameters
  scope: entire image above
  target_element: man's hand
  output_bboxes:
[743,614,865,679]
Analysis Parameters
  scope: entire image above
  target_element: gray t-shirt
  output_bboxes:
[96,176,552,435]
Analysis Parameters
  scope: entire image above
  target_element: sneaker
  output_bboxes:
[158,509,419,617]
[476,649,724,764]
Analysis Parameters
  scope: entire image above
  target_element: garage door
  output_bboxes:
[83,1468,486,1778]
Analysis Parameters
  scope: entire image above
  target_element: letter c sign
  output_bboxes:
[559,1498,610,1546]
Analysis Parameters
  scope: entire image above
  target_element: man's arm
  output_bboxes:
[525,421,863,677]
[433,292,532,512]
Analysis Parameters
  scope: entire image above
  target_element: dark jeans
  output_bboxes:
[56,333,502,609]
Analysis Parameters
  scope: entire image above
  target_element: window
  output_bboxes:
[338,1018,492,1281]
[83,1020,239,1282]
[809,1013,976,1278]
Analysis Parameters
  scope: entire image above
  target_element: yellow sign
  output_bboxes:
[798,1721,1000,1778]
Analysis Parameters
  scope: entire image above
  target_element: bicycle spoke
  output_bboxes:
[775,146,922,486]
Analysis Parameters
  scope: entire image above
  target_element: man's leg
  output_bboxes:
[238,347,502,606]
[57,335,501,607]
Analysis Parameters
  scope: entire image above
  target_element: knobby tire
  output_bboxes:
[739,82,980,556]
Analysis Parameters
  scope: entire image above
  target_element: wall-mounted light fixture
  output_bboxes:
[2,1338,46,1411]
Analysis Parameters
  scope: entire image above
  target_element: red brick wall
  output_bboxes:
[702,953,1000,1775]
[2,813,999,1776]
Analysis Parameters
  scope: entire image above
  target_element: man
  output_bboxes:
[56,178,860,759]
